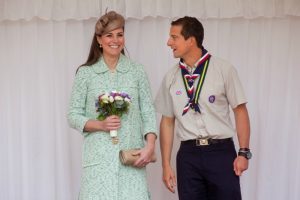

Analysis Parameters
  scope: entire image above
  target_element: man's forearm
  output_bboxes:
[160,116,175,168]
[234,104,250,148]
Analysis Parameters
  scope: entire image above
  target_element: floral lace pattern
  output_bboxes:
[68,55,157,200]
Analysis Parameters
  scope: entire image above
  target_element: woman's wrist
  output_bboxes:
[84,119,104,132]
[96,120,105,131]
[146,142,155,149]
[145,132,157,140]
[146,133,156,146]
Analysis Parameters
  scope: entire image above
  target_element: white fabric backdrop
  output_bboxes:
[1,0,300,21]
[1,1,300,200]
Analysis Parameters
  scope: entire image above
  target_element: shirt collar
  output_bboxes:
[180,56,203,69]
[92,54,129,74]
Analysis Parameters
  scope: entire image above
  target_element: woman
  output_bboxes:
[68,11,157,200]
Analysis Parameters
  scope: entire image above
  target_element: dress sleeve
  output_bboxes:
[137,65,158,138]
[67,67,90,135]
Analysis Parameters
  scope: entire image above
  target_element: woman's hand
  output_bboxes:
[133,133,156,168]
[83,116,120,133]
[99,115,121,132]
[133,144,155,168]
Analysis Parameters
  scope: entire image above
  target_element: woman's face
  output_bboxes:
[97,28,125,57]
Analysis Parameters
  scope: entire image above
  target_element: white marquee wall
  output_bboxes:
[1,1,300,200]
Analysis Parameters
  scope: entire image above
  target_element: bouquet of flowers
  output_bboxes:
[96,91,131,144]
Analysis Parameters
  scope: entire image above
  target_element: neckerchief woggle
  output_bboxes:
[180,47,211,115]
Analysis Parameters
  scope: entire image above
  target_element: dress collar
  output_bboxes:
[92,54,129,74]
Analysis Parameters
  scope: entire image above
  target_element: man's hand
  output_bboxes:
[162,165,177,193]
[233,156,249,176]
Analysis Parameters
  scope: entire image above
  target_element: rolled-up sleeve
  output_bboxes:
[137,66,158,138]
[67,67,90,135]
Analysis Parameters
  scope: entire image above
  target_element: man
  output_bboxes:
[155,16,251,200]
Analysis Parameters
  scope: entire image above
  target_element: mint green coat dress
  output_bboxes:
[68,55,157,200]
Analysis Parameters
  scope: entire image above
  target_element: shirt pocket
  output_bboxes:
[201,83,227,112]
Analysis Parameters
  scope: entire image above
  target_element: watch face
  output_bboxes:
[238,151,252,160]
[247,151,252,159]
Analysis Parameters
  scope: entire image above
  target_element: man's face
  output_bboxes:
[167,25,191,59]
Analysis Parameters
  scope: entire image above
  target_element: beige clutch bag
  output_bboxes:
[119,149,157,166]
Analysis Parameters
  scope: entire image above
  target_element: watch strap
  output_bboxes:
[239,148,250,152]
[238,151,252,160]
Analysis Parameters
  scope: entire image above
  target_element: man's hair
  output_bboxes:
[171,16,204,48]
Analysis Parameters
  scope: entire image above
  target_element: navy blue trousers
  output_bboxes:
[176,140,242,200]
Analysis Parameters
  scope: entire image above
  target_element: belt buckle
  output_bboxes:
[196,136,209,146]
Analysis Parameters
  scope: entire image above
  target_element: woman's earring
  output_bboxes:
[99,43,102,48]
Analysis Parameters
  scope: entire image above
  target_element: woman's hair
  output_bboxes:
[79,11,125,68]
[171,16,204,49]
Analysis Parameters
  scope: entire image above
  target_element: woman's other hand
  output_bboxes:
[133,133,156,168]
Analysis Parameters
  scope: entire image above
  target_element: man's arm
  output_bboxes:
[160,115,177,193]
[233,103,251,176]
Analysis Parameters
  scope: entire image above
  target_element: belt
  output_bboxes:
[181,137,233,146]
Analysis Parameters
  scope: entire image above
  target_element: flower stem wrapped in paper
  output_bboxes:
[96,91,131,144]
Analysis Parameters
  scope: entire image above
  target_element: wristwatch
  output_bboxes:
[238,148,252,160]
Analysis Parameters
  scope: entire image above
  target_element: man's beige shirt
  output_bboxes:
[155,56,247,141]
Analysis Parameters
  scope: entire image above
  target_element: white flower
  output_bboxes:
[124,97,131,102]
[101,94,109,103]
[114,95,123,101]
[109,96,114,103]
